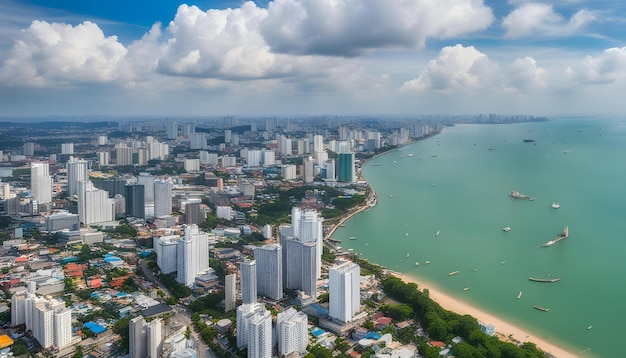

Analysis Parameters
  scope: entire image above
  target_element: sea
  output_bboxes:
[334,117,626,358]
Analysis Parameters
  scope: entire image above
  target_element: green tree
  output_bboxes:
[71,345,84,358]
[112,317,130,353]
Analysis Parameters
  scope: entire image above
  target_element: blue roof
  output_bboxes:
[103,256,122,262]
[365,332,381,339]
[83,321,106,335]
[139,251,152,257]
[311,328,325,337]
[61,257,78,263]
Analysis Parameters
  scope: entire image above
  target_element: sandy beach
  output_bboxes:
[392,272,578,358]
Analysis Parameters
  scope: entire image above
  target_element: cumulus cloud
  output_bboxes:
[261,0,494,56]
[502,3,596,39]
[400,44,499,93]
[0,20,126,86]
[574,47,626,84]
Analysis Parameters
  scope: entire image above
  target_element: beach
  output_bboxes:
[392,272,578,358]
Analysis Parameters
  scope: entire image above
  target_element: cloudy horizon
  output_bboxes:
[0,0,625,117]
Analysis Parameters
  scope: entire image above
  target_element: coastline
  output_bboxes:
[326,129,580,358]
[391,272,578,358]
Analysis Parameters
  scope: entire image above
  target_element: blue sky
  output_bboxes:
[0,0,625,117]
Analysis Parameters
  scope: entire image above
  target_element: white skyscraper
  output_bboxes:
[130,316,147,358]
[329,261,361,323]
[98,135,108,146]
[154,235,179,274]
[98,151,110,166]
[67,158,88,197]
[246,149,262,167]
[313,134,324,152]
[167,121,178,140]
[292,207,323,278]
[236,302,263,350]
[176,225,209,287]
[262,150,275,167]
[225,273,236,312]
[277,307,308,356]
[184,158,200,172]
[30,162,52,204]
[77,180,115,225]
[154,180,173,217]
[283,238,317,297]
[254,244,283,301]
[248,308,272,358]
[116,146,133,166]
[61,143,74,155]
[240,259,257,305]
[53,308,72,349]
[137,173,155,219]
[303,156,314,183]
[146,318,162,358]
[15,295,72,350]
[325,159,336,181]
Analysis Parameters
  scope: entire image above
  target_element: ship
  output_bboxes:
[529,277,561,283]
[508,191,535,200]
[448,271,460,276]
[503,226,511,232]
[551,202,561,209]
[533,305,550,312]
[540,226,569,247]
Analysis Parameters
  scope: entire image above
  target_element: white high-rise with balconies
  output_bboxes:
[225,273,236,312]
[154,179,173,217]
[67,158,88,197]
[146,318,162,358]
[277,307,308,356]
[293,207,323,278]
[254,244,283,301]
[248,308,272,358]
[130,316,147,358]
[78,180,115,225]
[329,261,361,323]
[240,258,257,304]
[154,235,179,274]
[61,143,74,155]
[176,225,209,287]
[30,162,52,204]
[137,173,155,219]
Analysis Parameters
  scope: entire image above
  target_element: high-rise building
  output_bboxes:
[184,158,200,172]
[125,183,145,219]
[313,135,324,152]
[236,303,263,350]
[53,307,72,350]
[137,173,155,219]
[329,261,361,323]
[283,238,317,297]
[67,158,88,197]
[240,258,257,305]
[98,135,108,146]
[325,159,336,181]
[221,155,236,167]
[78,180,115,225]
[254,244,283,301]
[176,225,209,287]
[262,150,275,167]
[30,162,52,204]
[61,143,74,155]
[337,153,355,183]
[154,180,173,217]
[281,164,297,180]
[303,156,314,183]
[129,316,147,358]
[116,146,133,166]
[199,151,218,165]
[97,151,110,166]
[248,307,272,358]
[166,121,178,140]
[12,293,72,350]
[23,142,35,156]
[277,307,308,356]
[153,235,179,274]
[146,318,162,358]
[183,201,204,226]
[225,273,236,312]
[291,207,323,278]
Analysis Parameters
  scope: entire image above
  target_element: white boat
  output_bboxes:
[463,287,470,291]
[587,325,593,330]
[406,253,410,257]
[517,291,523,299]
[435,230,440,237]
[551,202,561,209]
[500,260,506,265]
[425,261,430,264]
[503,226,511,232]
[415,262,419,266]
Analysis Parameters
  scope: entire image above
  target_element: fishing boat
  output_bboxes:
[551,202,561,209]
[533,305,550,312]
[517,291,522,299]
[448,271,460,276]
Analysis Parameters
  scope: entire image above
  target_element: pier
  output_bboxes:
[540,226,569,247]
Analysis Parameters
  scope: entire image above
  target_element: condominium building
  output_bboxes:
[254,244,283,301]
[129,316,147,358]
[153,235,179,274]
[67,158,88,197]
[154,180,173,217]
[77,180,115,225]
[225,274,236,312]
[176,225,209,287]
[329,261,361,323]
[30,162,52,204]
[277,307,308,356]
[240,258,257,305]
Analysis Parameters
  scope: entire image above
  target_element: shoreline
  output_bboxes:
[391,271,578,358]
[326,129,580,358]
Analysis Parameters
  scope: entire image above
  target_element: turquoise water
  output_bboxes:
[334,118,626,358]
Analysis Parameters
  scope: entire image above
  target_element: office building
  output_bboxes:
[225,273,236,312]
[129,316,147,358]
[154,235,179,274]
[277,307,308,356]
[183,200,204,225]
[167,121,178,140]
[176,224,209,287]
[254,244,283,301]
[337,153,355,182]
[240,258,257,304]
[137,173,155,219]
[67,158,88,197]
[329,261,361,323]
[125,183,145,219]
[154,180,173,217]
[31,162,52,204]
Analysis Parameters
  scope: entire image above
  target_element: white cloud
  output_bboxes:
[400,44,499,93]
[0,20,126,86]
[502,3,596,38]
[261,0,495,56]
[507,56,547,92]
[574,47,626,84]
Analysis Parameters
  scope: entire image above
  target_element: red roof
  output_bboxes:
[429,341,446,347]
[375,317,392,326]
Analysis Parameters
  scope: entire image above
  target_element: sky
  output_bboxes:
[0,0,625,117]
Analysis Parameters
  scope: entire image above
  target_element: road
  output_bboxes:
[138,258,172,298]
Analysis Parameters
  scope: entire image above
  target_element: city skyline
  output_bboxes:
[1,0,625,117]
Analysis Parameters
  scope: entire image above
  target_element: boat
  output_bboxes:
[502,226,511,232]
[415,262,419,266]
[406,253,410,258]
[448,271,460,276]
[349,236,357,240]
[529,277,561,283]
[389,194,393,198]
[348,248,354,252]
[508,191,535,200]
[425,261,430,264]
[580,348,591,354]
[407,154,414,157]
[435,230,440,237]
[463,287,470,291]
[500,260,506,265]
[517,291,523,299]
[587,325,593,330]
[523,139,535,143]
[551,202,560,209]
[533,305,550,312]
[405,233,408,236]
